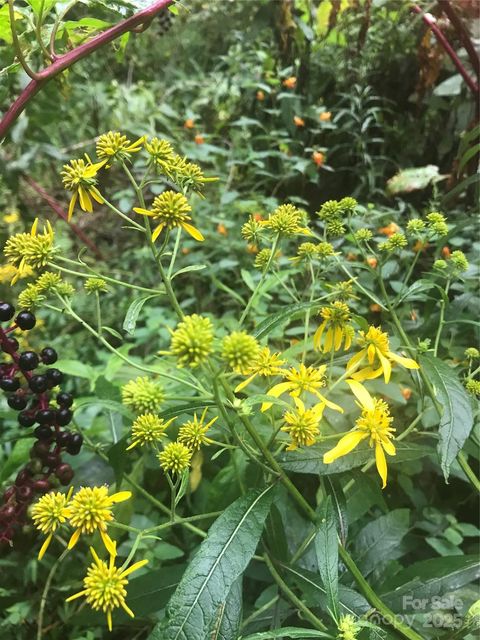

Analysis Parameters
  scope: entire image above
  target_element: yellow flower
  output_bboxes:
[67,486,131,555]
[4,218,55,284]
[319,111,332,122]
[126,413,173,450]
[66,546,148,631]
[221,331,260,374]
[235,347,285,392]
[313,302,354,353]
[347,326,419,383]
[158,442,192,474]
[283,76,297,89]
[31,488,73,560]
[282,397,324,450]
[261,363,343,414]
[96,131,145,162]
[177,408,217,451]
[263,204,311,237]
[4,211,19,224]
[133,190,204,242]
[324,380,395,488]
[61,157,106,220]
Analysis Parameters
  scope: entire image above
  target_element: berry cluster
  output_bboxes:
[0,302,82,547]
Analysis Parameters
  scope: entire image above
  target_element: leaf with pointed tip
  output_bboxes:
[123,295,159,336]
[315,497,339,623]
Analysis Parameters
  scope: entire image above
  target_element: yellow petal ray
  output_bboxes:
[292,396,306,412]
[110,491,132,503]
[182,222,205,241]
[31,218,39,235]
[68,192,78,221]
[107,610,113,632]
[90,186,104,204]
[234,373,257,393]
[377,350,392,383]
[66,590,88,602]
[313,322,326,351]
[350,366,383,382]
[323,430,368,464]
[334,326,343,351]
[346,379,375,411]
[120,559,149,578]
[324,328,333,352]
[346,349,366,374]
[126,440,138,451]
[78,186,92,212]
[90,546,101,565]
[151,223,165,242]
[67,528,81,549]
[344,331,352,351]
[388,352,420,369]
[382,438,396,456]
[133,207,155,216]
[121,601,135,618]
[315,392,343,413]
[261,382,292,412]
[100,528,117,557]
[367,343,376,364]
[38,533,53,560]
[375,443,388,488]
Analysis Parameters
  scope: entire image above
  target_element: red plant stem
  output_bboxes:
[0,0,173,140]
[438,0,480,79]
[22,175,104,260]
[411,5,479,96]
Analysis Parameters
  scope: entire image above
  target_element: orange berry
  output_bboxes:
[319,111,331,122]
[217,223,228,236]
[293,116,305,127]
[378,222,400,237]
[346,252,357,262]
[181,247,190,255]
[247,244,259,254]
[369,303,381,313]
[184,119,195,129]
[442,245,451,258]
[413,239,429,253]
[367,257,378,268]
[312,151,325,167]
[283,76,297,89]
[401,387,412,401]
[253,213,264,222]
[256,90,265,101]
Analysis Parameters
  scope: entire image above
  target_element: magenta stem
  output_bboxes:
[0,0,172,140]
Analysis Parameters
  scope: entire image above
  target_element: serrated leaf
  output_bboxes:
[148,486,275,640]
[253,298,329,340]
[123,295,159,336]
[315,497,339,622]
[419,355,474,481]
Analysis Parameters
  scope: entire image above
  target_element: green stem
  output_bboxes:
[263,554,328,632]
[393,250,421,306]
[433,278,451,357]
[37,548,69,640]
[102,197,145,231]
[49,261,163,294]
[239,234,280,326]
[457,451,480,493]
[94,290,102,336]
[8,0,39,80]
[302,262,316,363]
[168,227,182,277]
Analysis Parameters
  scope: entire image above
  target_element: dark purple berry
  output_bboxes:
[3,487,15,502]
[55,463,74,485]
[2,505,16,520]
[36,409,55,425]
[34,425,53,440]
[46,368,63,386]
[66,433,83,455]
[56,431,70,447]
[32,440,51,458]
[33,479,51,493]
[18,351,39,371]
[45,453,60,469]
[18,411,35,428]
[15,469,32,486]
[41,347,57,365]
[16,485,33,502]
[8,394,27,411]
[15,311,36,330]
[56,408,72,426]
[56,392,73,408]
[29,375,48,393]
[27,459,44,474]
[0,302,15,322]
[2,337,19,353]
[0,377,20,392]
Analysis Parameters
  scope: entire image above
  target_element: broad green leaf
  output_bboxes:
[149,486,276,640]
[123,295,159,336]
[54,358,97,380]
[241,269,256,292]
[253,298,329,340]
[324,477,348,545]
[25,0,58,17]
[211,578,242,640]
[0,5,22,45]
[420,355,474,481]
[386,165,446,195]
[279,441,433,475]
[241,629,332,639]
[380,556,480,611]
[75,397,134,419]
[353,509,410,576]
[315,497,339,622]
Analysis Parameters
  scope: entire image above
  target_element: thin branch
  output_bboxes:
[438,0,480,79]
[8,0,41,80]
[411,5,479,96]
[0,0,173,139]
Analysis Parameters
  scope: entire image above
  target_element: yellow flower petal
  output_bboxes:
[377,350,392,383]
[375,443,388,488]
[89,186,104,204]
[323,430,368,464]
[121,601,135,618]
[389,352,420,369]
[382,438,396,456]
[67,528,81,549]
[315,392,343,413]
[313,321,326,351]
[78,186,92,212]
[120,559,149,578]
[66,589,88,603]
[110,491,132,503]
[334,326,343,351]
[346,349,366,374]
[261,381,293,412]
[234,373,258,393]
[68,192,78,221]
[133,207,155,216]
[38,532,53,560]
[182,222,205,241]
[346,379,375,411]
[100,528,117,556]
[151,222,165,242]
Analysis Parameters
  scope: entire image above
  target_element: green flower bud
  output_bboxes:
[221,331,260,374]
[170,314,214,368]
[122,376,164,414]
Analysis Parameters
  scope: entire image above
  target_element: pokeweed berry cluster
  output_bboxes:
[0,301,82,547]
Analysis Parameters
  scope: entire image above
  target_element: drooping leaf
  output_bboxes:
[314,497,339,622]
[149,486,276,640]
[123,295,159,336]
[386,165,446,195]
[420,355,474,481]
[241,629,332,639]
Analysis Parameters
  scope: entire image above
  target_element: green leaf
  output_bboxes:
[25,0,58,16]
[380,556,480,611]
[211,578,242,640]
[123,295,159,336]
[240,629,332,639]
[149,486,276,640]
[324,477,348,545]
[253,299,329,340]
[419,355,474,481]
[171,264,206,280]
[241,269,256,292]
[75,397,134,420]
[386,165,446,195]
[0,5,22,45]
[159,400,216,420]
[314,497,339,622]
[54,358,97,380]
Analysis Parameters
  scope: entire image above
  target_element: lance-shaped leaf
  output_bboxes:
[315,497,339,623]
[149,486,275,640]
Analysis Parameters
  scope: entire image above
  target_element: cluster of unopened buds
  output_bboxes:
[0,301,82,547]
